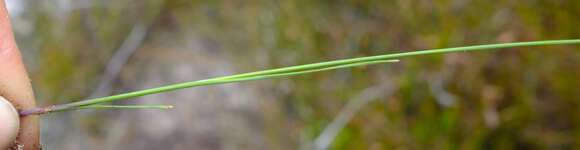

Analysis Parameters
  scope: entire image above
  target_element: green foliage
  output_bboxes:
[21,0,580,149]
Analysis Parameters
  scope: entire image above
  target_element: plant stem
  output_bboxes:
[19,39,580,116]
[19,105,174,116]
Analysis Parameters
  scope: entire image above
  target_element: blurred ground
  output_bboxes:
[6,0,580,149]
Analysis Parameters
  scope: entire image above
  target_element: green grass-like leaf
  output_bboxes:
[75,105,174,110]
[32,39,580,114]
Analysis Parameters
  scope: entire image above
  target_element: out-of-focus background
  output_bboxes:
[6,0,580,149]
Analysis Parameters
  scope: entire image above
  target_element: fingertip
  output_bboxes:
[0,96,20,149]
[0,0,18,57]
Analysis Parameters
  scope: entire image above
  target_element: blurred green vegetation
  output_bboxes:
[12,0,580,149]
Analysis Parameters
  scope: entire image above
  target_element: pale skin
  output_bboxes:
[0,0,40,149]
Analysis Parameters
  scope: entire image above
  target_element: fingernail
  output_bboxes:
[0,96,19,149]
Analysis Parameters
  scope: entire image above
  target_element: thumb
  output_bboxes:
[0,96,19,149]
[0,0,40,149]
